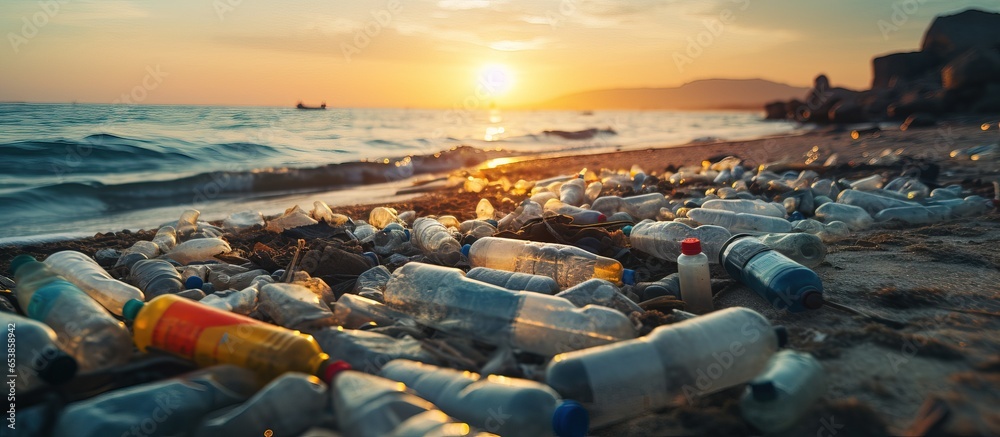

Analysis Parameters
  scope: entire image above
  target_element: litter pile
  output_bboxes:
[3,154,997,437]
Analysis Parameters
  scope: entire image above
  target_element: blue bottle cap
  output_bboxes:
[201,282,215,294]
[485,219,499,228]
[621,225,633,236]
[9,254,36,274]
[552,400,589,437]
[184,276,204,290]
[621,268,636,285]
[788,211,805,222]
[362,252,380,266]
[461,244,471,257]
[122,299,145,321]
[402,229,411,241]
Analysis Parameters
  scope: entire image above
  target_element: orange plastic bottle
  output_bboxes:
[123,294,341,384]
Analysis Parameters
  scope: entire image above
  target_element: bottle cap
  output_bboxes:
[621,269,636,285]
[552,400,589,437]
[122,299,145,321]
[680,238,702,256]
[485,219,499,227]
[9,254,36,274]
[461,244,471,257]
[362,252,380,266]
[402,229,411,241]
[596,214,607,223]
[184,276,204,290]
[802,290,825,310]
[321,360,352,384]
[621,225,633,236]
[774,326,788,348]
[789,211,805,222]
[36,348,78,385]
[749,380,778,402]
[201,282,215,294]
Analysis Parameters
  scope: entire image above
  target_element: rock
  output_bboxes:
[828,101,868,123]
[94,248,121,267]
[972,83,1000,113]
[871,51,939,89]
[900,113,937,131]
[887,90,949,118]
[941,47,1000,91]
[921,9,1000,61]
[764,101,787,120]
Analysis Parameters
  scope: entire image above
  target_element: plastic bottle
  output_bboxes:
[128,258,184,299]
[380,359,589,437]
[545,307,784,428]
[811,179,840,199]
[544,199,607,224]
[559,176,587,206]
[51,365,259,437]
[223,210,266,232]
[458,219,497,238]
[166,237,232,265]
[351,222,377,241]
[177,209,201,235]
[311,200,349,225]
[124,294,338,384]
[756,233,828,269]
[334,293,408,329]
[370,207,402,229]
[741,350,826,433]
[331,370,479,437]
[497,199,543,231]
[554,279,644,315]
[258,282,337,331]
[10,255,132,371]
[411,217,464,265]
[437,215,462,229]
[792,219,851,243]
[192,372,331,437]
[687,208,793,233]
[466,267,559,294]
[700,199,786,218]
[625,220,732,264]
[0,312,78,393]
[475,198,495,220]
[384,263,635,356]
[719,235,825,312]
[591,193,668,220]
[814,202,874,230]
[633,273,681,301]
[199,280,266,315]
[266,205,318,232]
[152,225,178,253]
[354,265,392,297]
[874,205,951,224]
[364,222,412,255]
[848,174,883,191]
[114,240,159,268]
[585,181,603,203]
[836,189,919,215]
[43,250,144,316]
[677,238,713,314]
[464,237,635,288]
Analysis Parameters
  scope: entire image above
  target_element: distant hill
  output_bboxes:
[528,79,810,110]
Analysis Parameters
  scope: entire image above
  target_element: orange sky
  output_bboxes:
[2,1,999,108]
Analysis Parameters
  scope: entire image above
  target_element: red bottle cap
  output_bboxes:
[321,360,352,384]
[681,238,702,256]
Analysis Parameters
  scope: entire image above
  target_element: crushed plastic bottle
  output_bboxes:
[128,258,184,300]
[258,282,337,330]
[354,265,393,300]
[384,263,635,356]
[334,293,408,329]
[465,237,636,288]
[0,312,78,393]
[124,294,338,384]
[677,238,713,314]
[741,350,826,433]
[114,240,159,268]
[756,233,828,269]
[370,206,403,229]
[364,222,412,256]
[544,198,607,224]
[458,219,497,238]
[559,176,587,206]
[814,202,874,230]
[466,267,560,294]
[874,205,951,224]
[545,307,783,428]
[199,277,269,315]
[687,208,793,233]
[497,199,543,231]
[43,250,144,315]
[554,278,644,315]
[633,273,681,301]
[193,372,331,437]
[10,255,132,371]
[351,222,377,241]
[475,198,496,220]
[591,193,668,220]
[380,359,589,437]
[166,237,231,265]
[266,205,319,232]
[719,235,825,312]
[700,199,786,218]
[411,217,464,265]
[625,220,732,264]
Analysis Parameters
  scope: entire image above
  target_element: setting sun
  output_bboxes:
[478,64,515,97]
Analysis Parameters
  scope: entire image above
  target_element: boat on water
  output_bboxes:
[296,101,326,110]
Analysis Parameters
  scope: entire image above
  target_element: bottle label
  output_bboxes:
[151,300,257,360]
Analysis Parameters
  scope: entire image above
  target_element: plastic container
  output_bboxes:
[848,174,883,191]
[559,176,586,206]
[466,267,559,294]
[152,225,178,253]
[591,193,668,220]
[114,240,159,268]
[380,359,589,437]
[544,199,607,224]
[497,199,543,231]
[266,205,318,232]
[792,219,851,243]
[475,198,496,220]
[464,237,635,289]
[411,217,464,265]
[383,263,635,356]
[634,273,681,301]
[687,208,792,233]
[756,233,828,269]
[354,265,393,297]
[166,237,232,265]
[364,222,412,255]
[351,222,377,241]
[223,210,266,231]
[334,293,408,328]
[128,258,184,300]
[199,280,266,315]
[585,181,603,203]
[370,206,402,229]
[677,238,713,314]
[554,279,644,315]
[700,199,786,218]
[124,294,337,384]
[719,235,825,312]
[741,350,826,433]
[0,312,78,393]
[545,307,783,428]
[811,179,840,199]
[193,372,330,437]
[625,220,732,264]
[176,209,201,235]
[10,255,132,371]
[458,219,498,238]
[836,189,919,215]
[814,202,874,230]
[257,282,337,331]
[43,250,144,316]
[52,365,258,437]
[874,205,951,224]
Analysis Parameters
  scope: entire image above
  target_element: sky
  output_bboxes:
[1,0,999,108]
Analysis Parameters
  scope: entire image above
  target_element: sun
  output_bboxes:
[478,63,514,96]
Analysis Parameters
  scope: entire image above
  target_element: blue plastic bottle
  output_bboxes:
[718,235,824,312]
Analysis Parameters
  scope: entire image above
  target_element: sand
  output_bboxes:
[2,118,999,436]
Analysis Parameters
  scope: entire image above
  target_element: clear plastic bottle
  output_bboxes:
[331,370,480,437]
[554,279,644,315]
[814,202,873,230]
[223,210,266,232]
[152,225,178,253]
[383,263,635,356]
[585,181,603,203]
[464,237,635,288]
[334,293,408,329]
[0,312,78,393]
[354,265,392,298]
[466,267,559,294]
[544,199,607,224]
[258,282,337,331]
[756,233,828,269]
[687,208,793,233]
[380,359,590,437]
[810,179,840,199]
[10,255,132,371]
[114,240,160,268]
[677,238,713,314]
[545,307,784,428]
[700,199,786,218]
[363,222,412,255]
[193,372,331,437]
[370,206,402,229]
[458,219,497,238]
[633,273,681,301]
[52,365,259,437]
[874,205,951,224]
[559,176,586,206]
[792,219,851,243]
[497,199,543,231]
[590,193,668,220]
[124,294,338,384]
[128,258,184,299]
[351,222,377,241]
[848,174,883,191]
[411,217,464,265]
[475,198,495,220]
[177,209,201,235]
[837,189,919,214]
[43,250,144,316]
[625,220,732,264]
[740,350,826,433]
[200,281,265,315]
[719,235,825,312]
[166,237,232,265]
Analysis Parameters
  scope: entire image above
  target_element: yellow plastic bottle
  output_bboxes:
[123,294,342,384]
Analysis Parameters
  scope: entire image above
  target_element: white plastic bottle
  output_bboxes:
[379,359,589,437]
[383,263,635,356]
[625,220,732,263]
[740,350,826,433]
[545,307,784,428]
[464,237,636,288]
[166,237,232,265]
[43,250,144,316]
[411,217,464,265]
[677,238,713,314]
